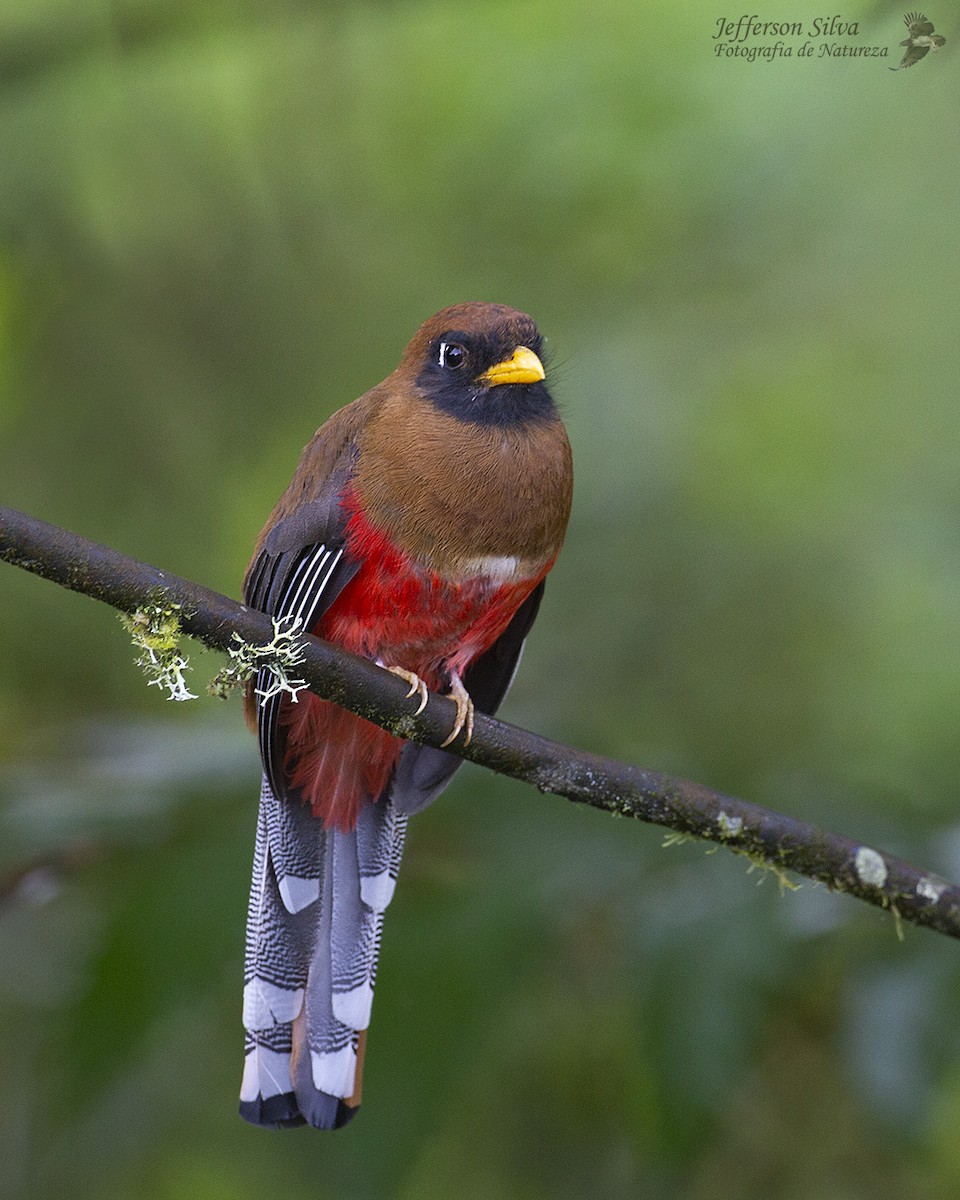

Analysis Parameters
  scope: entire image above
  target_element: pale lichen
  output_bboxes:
[717,811,744,839]
[208,614,310,706]
[916,875,946,905]
[853,846,888,889]
[120,600,196,702]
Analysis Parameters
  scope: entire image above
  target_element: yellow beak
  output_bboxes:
[478,346,546,387]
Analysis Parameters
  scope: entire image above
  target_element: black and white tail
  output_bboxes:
[239,775,407,1129]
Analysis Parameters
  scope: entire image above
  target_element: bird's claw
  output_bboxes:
[384,665,430,715]
[381,664,473,746]
[440,673,474,748]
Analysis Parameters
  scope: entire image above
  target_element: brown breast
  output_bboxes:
[353,387,573,581]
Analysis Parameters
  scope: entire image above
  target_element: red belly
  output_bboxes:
[283,500,546,830]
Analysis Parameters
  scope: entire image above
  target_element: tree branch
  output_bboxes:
[2,503,959,939]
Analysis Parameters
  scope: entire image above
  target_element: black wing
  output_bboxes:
[244,493,361,802]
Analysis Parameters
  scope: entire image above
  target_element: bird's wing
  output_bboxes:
[244,494,361,803]
[906,12,935,36]
[243,398,376,801]
[390,581,546,816]
[899,42,931,65]
[462,579,546,713]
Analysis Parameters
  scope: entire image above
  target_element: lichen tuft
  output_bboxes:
[208,614,310,705]
[120,599,196,702]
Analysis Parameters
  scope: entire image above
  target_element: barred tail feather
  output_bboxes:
[240,775,406,1130]
[357,795,408,909]
[240,780,313,1127]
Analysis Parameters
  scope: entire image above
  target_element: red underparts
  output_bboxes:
[283,494,547,832]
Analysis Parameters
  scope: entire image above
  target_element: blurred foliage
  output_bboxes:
[2,0,960,1196]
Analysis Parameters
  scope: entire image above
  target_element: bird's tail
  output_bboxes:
[239,775,407,1129]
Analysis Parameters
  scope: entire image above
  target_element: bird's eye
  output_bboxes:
[438,342,468,371]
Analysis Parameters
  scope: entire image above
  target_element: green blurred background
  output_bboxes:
[2,0,959,1195]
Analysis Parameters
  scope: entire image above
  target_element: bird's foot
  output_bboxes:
[440,672,474,748]
[383,664,429,715]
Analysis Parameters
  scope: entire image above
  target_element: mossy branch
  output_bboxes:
[2,503,960,940]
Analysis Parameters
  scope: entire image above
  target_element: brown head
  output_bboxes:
[353,302,572,575]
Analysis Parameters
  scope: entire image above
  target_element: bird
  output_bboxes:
[238,302,573,1129]
[890,10,946,69]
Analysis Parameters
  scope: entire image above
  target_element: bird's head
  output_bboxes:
[401,302,556,427]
